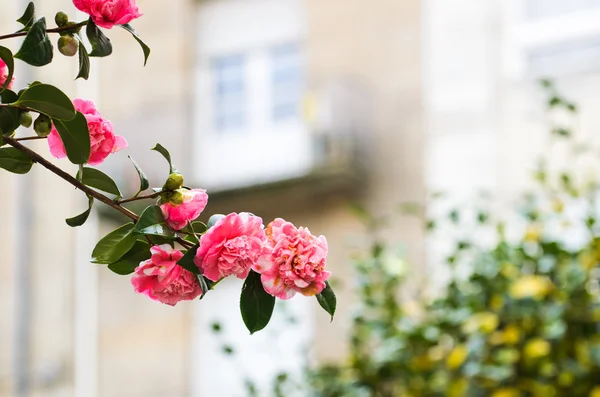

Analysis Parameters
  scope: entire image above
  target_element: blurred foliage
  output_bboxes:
[305,82,600,396]
[257,81,600,396]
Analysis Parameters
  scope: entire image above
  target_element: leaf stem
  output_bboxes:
[15,136,46,141]
[3,135,194,249]
[0,21,88,41]
[117,191,162,204]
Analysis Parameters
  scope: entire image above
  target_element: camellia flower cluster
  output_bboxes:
[0,0,336,333]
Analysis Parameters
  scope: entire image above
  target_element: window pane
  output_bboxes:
[526,0,600,19]
[271,43,303,121]
[212,54,246,131]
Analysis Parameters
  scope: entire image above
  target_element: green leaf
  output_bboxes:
[177,244,200,275]
[15,83,76,120]
[86,19,112,57]
[119,24,150,65]
[76,39,90,80]
[315,281,337,322]
[16,2,35,27]
[66,196,93,227]
[240,270,275,334]
[0,91,20,134]
[197,275,214,298]
[14,17,53,67]
[0,147,33,174]
[0,46,14,93]
[128,155,149,196]
[52,111,90,164]
[151,143,175,173]
[108,241,151,275]
[91,223,136,264]
[134,205,175,238]
[79,167,121,198]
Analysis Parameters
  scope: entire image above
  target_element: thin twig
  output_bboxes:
[3,135,194,249]
[15,136,46,141]
[0,21,88,41]
[117,191,162,204]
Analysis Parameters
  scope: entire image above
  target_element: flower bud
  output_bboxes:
[169,189,185,205]
[163,173,184,191]
[208,214,225,229]
[19,112,33,128]
[55,12,69,27]
[58,35,79,57]
[33,114,52,137]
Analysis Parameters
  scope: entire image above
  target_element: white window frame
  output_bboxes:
[502,0,600,80]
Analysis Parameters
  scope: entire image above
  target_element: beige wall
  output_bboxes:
[0,0,426,395]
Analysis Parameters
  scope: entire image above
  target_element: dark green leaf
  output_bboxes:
[91,223,136,264]
[86,19,112,57]
[16,2,35,27]
[134,205,175,238]
[79,167,121,198]
[66,196,93,227]
[176,244,200,275]
[315,281,337,322]
[14,17,53,67]
[240,270,275,334]
[151,143,175,173]
[0,46,14,92]
[76,39,90,80]
[197,276,214,298]
[15,83,75,120]
[52,111,90,164]
[182,221,207,235]
[128,155,149,196]
[108,241,151,275]
[119,24,150,65]
[0,147,33,174]
[0,90,20,134]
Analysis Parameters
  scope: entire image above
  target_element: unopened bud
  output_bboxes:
[208,214,225,229]
[58,35,78,57]
[33,114,52,137]
[169,189,185,205]
[19,112,33,128]
[159,189,185,205]
[163,173,184,191]
[55,12,69,27]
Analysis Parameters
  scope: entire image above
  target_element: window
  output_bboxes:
[212,54,246,131]
[526,0,600,20]
[271,43,303,121]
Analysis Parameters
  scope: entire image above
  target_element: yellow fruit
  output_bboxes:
[524,224,542,242]
[509,275,554,300]
[523,338,551,360]
[491,387,521,397]
[446,345,468,370]
[462,312,499,334]
[490,294,504,311]
[503,325,521,345]
[558,372,574,387]
[589,386,600,397]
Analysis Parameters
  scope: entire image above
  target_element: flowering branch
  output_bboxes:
[117,191,163,204]
[0,20,87,41]
[3,135,194,249]
[0,0,335,333]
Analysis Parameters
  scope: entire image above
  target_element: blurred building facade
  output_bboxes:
[4,0,600,396]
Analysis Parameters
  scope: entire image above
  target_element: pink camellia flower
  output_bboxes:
[254,218,330,300]
[0,59,13,89]
[131,244,202,306]
[47,99,128,165]
[160,189,208,231]
[73,0,142,29]
[194,212,266,282]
